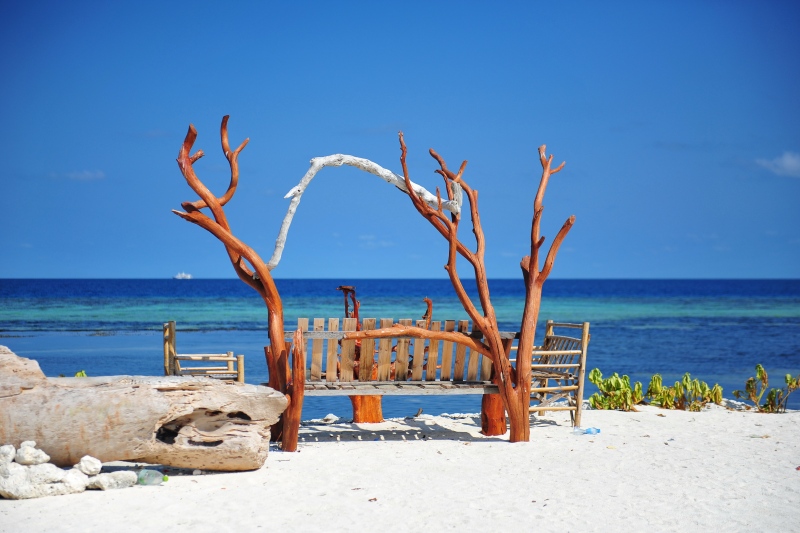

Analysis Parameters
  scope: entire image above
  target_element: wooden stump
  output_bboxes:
[349,396,384,423]
[0,346,287,471]
[480,394,507,436]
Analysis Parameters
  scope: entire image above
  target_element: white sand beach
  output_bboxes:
[2,404,798,532]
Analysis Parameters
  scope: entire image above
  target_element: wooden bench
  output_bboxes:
[163,321,245,383]
[294,318,589,426]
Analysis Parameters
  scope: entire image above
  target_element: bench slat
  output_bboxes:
[411,319,426,381]
[453,320,469,382]
[175,355,236,361]
[395,319,411,381]
[326,318,339,383]
[440,320,455,381]
[377,318,393,380]
[310,318,324,381]
[340,318,357,381]
[466,323,480,382]
[359,318,376,382]
[426,321,441,381]
[303,381,500,396]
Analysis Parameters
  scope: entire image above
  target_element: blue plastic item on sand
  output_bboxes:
[572,427,601,435]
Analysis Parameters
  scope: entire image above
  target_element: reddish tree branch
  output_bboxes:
[174,116,292,448]
[343,325,491,358]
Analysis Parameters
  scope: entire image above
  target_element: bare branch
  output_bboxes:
[342,324,492,359]
[422,297,433,330]
[265,153,463,270]
[540,215,575,280]
[184,115,249,211]
[174,117,288,418]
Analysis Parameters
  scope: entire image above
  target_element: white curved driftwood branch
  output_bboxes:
[266,154,463,270]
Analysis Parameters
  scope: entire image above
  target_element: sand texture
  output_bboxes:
[1,405,798,532]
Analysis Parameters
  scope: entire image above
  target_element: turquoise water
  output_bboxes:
[2,279,799,416]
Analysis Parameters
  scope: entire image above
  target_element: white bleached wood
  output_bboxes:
[0,347,287,471]
[266,154,463,269]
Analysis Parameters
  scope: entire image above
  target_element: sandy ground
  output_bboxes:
[1,404,798,532]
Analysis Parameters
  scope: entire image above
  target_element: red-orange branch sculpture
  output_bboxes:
[342,134,574,442]
[172,116,302,451]
[173,117,573,445]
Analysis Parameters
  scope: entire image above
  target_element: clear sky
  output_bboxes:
[1,1,798,279]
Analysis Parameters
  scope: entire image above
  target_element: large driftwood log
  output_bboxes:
[0,347,287,471]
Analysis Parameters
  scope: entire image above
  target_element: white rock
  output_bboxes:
[75,455,102,476]
[61,468,89,493]
[14,446,50,465]
[0,462,33,499]
[19,441,36,448]
[26,463,65,484]
[0,461,89,499]
[0,444,15,465]
[87,471,137,490]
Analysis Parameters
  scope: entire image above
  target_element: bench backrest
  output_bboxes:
[295,318,587,384]
[162,321,245,382]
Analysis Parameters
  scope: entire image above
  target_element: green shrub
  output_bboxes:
[645,372,722,412]
[588,368,644,411]
[589,368,722,412]
[733,364,800,413]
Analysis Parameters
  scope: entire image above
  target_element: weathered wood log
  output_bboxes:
[0,347,287,471]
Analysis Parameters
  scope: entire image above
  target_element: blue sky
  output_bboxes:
[1,1,798,279]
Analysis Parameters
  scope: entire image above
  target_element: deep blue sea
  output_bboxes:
[2,279,799,416]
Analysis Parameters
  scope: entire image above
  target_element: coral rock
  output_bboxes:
[26,463,66,484]
[0,445,15,465]
[75,456,102,476]
[87,471,137,490]
[14,446,50,466]
[62,468,89,493]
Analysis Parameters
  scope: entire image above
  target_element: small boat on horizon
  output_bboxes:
[173,272,192,280]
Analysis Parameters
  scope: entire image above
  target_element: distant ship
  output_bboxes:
[173,272,192,280]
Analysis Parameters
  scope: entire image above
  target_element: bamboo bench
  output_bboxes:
[162,321,245,383]
[293,318,589,426]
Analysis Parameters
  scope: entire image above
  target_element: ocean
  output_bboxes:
[2,279,799,416]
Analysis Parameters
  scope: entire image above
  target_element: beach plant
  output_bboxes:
[733,365,800,413]
[588,368,644,411]
[74,370,87,378]
[646,372,722,411]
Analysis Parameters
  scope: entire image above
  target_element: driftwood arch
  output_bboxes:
[174,116,574,448]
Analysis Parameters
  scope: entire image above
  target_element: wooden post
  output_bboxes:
[351,318,383,423]
[481,336,511,436]
[163,321,176,376]
[281,330,305,452]
[237,354,245,383]
[574,322,590,428]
